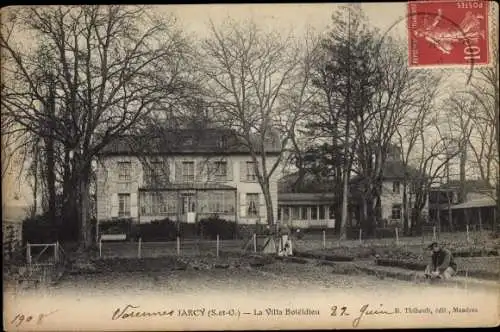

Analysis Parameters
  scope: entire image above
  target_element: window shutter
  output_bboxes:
[110,193,118,217]
[226,160,233,181]
[240,161,247,181]
[175,160,183,182]
[240,192,246,217]
[130,193,138,218]
[162,160,170,184]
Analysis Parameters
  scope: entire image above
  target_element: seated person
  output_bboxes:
[424,242,457,280]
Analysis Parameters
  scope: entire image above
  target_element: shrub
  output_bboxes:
[135,218,177,241]
[22,214,58,244]
[99,218,133,235]
[199,215,237,240]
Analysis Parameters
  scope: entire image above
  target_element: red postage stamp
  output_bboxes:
[407,0,489,67]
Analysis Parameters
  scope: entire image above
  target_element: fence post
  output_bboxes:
[55,242,59,263]
[395,228,399,246]
[359,229,362,244]
[216,234,220,258]
[99,238,102,258]
[177,236,180,256]
[26,242,31,265]
[138,237,142,259]
[253,233,257,253]
[466,224,470,243]
[322,230,326,250]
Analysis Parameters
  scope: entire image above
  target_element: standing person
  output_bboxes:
[424,242,457,280]
[279,223,291,256]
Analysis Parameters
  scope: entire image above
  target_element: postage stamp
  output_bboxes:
[408,0,489,67]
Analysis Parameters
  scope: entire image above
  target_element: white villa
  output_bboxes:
[95,128,281,226]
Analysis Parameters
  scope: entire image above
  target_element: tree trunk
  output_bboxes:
[402,180,409,236]
[79,169,92,249]
[262,181,274,226]
[45,83,57,231]
[360,195,368,233]
[339,169,349,240]
[62,152,79,241]
[44,136,56,226]
[31,148,39,218]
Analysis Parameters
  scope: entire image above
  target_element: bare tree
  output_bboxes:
[200,19,315,225]
[466,49,499,195]
[395,70,442,235]
[1,5,193,249]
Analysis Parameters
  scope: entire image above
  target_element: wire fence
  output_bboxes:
[98,237,247,259]
[95,227,497,259]
[292,228,495,252]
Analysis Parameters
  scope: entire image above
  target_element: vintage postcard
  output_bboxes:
[2,2,499,331]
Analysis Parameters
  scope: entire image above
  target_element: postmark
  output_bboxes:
[408,0,489,67]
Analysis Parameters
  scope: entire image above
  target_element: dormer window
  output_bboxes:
[217,135,228,149]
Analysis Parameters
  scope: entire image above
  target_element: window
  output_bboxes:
[300,206,308,220]
[282,207,290,221]
[329,205,335,219]
[145,161,168,186]
[291,206,301,219]
[217,136,228,149]
[118,162,131,182]
[319,206,326,219]
[182,161,195,182]
[246,161,257,181]
[392,181,400,194]
[118,194,130,217]
[310,205,318,220]
[214,161,227,181]
[203,191,235,214]
[140,192,176,216]
[246,193,259,217]
[391,204,402,220]
[278,208,282,221]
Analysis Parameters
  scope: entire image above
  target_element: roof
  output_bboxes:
[139,183,237,191]
[100,128,281,156]
[278,172,338,193]
[450,198,496,210]
[439,179,494,192]
[278,193,336,205]
[349,160,425,186]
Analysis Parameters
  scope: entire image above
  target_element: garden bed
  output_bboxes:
[375,256,500,281]
[294,250,355,262]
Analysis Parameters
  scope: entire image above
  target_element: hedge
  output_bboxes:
[99,216,243,241]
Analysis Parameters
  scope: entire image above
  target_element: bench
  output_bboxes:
[100,234,127,241]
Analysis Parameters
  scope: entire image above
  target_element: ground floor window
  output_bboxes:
[291,206,301,219]
[140,192,177,215]
[247,193,259,217]
[319,205,326,219]
[282,207,289,221]
[118,193,131,217]
[310,205,318,220]
[329,205,335,219]
[199,191,235,214]
[391,204,402,220]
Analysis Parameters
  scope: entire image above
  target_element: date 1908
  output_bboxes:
[10,310,58,327]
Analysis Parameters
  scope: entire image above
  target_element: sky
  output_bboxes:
[163,3,408,40]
